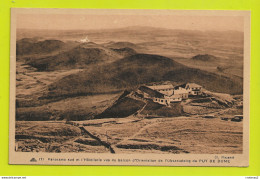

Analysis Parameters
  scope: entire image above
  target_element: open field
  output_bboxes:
[16,109,243,154]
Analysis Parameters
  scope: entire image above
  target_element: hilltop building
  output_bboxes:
[136,83,203,106]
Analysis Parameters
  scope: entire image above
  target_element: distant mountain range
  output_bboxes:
[45,53,242,99]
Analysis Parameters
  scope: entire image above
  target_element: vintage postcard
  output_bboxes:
[9,8,250,166]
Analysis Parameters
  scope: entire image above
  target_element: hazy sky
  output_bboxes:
[17,13,244,32]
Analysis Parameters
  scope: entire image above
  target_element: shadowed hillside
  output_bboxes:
[111,47,137,57]
[96,97,146,118]
[44,53,243,99]
[95,96,184,119]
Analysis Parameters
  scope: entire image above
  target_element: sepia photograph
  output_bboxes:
[9,9,250,166]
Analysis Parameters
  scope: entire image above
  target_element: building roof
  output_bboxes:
[173,84,186,89]
[139,86,165,98]
[147,84,174,90]
[186,83,202,88]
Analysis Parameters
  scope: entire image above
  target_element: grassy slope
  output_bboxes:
[17,39,65,55]
[27,45,123,71]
